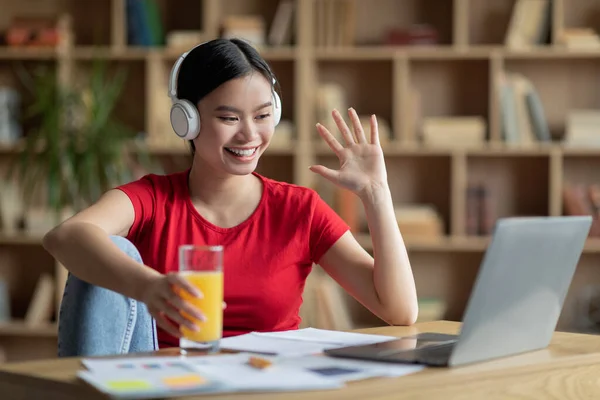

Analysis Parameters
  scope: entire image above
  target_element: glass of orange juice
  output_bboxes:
[178,244,223,354]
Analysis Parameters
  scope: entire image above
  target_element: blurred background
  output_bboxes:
[1,0,600,363]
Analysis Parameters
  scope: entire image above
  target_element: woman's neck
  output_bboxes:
[187,160,260,208]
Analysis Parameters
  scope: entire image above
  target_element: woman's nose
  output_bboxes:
[240,120,259,141]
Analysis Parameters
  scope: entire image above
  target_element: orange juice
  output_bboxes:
[178,271,223,342]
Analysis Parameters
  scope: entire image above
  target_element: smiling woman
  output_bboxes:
[42,38,418,356]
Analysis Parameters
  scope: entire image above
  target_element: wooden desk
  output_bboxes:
[2,320,600,399]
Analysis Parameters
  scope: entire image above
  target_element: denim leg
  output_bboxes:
[57,235,158,357]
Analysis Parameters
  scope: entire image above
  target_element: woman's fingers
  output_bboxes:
[331,109,355,146]
[158,297,200,331]
[348,108,367,144]
[316,123,344,155]
[370,114,380,146]
[167,273,202,298]
[154,313,183,338]
[165,292,206,322]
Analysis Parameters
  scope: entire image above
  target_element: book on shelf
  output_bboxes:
[126,0,164,47]
[25,273,55,326]
[505,0,551,50]
[497,71,551,146]
[315,0,355,47]
[221,15,266,47]
[394,204,444,241]
[466,183,495,236]
[420,116,486,149]
[268,0,294,46]
[557,28,600,50]
[564,110,600,148]
[383,24,438,46]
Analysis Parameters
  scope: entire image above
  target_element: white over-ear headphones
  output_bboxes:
[168,42,282,141]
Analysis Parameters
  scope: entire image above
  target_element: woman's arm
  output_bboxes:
[318,188,418,326]
[44,189,204,337]
[309,108,418,326]
[42,189,161,301]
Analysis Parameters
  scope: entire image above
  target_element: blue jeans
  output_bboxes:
[57,236,159,357]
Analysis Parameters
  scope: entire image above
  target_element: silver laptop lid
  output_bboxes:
[449,216,592,366]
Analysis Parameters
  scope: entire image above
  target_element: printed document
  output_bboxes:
[220,327,398,356]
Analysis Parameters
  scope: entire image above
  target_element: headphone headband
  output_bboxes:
[168,41,279,103]
[168,42,206,103]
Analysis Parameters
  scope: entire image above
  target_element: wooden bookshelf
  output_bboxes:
[1,0,600,361]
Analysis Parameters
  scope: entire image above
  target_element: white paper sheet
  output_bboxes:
[187,352,424,384]
[77,362,228,400]
[79,354,342,399]
[190,363,343,392]
[275,354,425,382]
[220,327,398,356]
[82,356,195,373]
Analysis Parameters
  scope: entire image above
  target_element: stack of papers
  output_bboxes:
[77,328,425,399]
[219,327,399,356]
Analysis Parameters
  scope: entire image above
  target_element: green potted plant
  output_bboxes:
[8,60,153,227]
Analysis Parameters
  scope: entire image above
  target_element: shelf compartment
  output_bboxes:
[256,154,294,184]
[65,0,114,46]
[155,0,204,39]
[0,336,57,362]
[316,60,393,142]
[559,254,600,333]
[562,0,600,33]
[0,246,55,321]
[503,58,600,143]
[563,155,600,186]
[467,0,517,46]
[221,0,295,46]
[315,154,452,237]
[410,252,483,321]
[73,59,147,137]
[0,60,58,144]
[314,0,453,47]
[562,155,600,224]
[408,58,490,144]
[466,155,550,232]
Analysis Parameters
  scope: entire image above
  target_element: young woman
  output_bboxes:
[43,38,418,353]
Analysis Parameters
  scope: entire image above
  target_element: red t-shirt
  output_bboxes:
[116,169,349,348]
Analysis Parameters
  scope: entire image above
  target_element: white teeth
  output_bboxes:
[226,147,257,157]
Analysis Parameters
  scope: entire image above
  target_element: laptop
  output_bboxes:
[324,216,592,367]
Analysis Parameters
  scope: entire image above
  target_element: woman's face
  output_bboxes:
[193,72,276,177]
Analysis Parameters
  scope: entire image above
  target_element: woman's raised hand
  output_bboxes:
[310,108,388,200]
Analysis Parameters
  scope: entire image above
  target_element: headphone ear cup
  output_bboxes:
[170,99,201,140]
[272,91,282,127]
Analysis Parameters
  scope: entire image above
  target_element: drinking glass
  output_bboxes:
[177,244,224,354]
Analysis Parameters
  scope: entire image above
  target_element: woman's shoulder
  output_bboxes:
[118,169,188,197]
[258,173,319,203]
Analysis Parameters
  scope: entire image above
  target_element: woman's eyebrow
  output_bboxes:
[214,101,272,113]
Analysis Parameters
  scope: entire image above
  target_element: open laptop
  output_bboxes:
[324,216,592,367]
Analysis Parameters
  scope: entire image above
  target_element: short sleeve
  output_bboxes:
[309,191,351,264]
[116,175,157,243]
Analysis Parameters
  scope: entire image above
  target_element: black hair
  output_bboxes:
[175,38,281,155]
